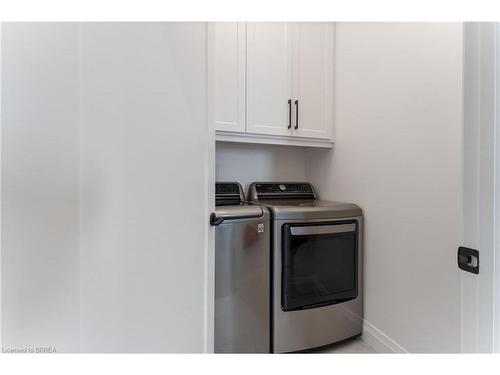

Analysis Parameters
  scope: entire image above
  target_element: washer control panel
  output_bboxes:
[248,182,316,200]
[215,182,245,206]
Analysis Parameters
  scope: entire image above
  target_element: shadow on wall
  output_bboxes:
[215,142,309,191]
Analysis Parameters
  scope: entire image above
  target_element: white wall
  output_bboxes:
[1,22,211,353]
[79,23,209,353]
[216,142,307,192]
[1,23,81,352]
[307,23,464,352]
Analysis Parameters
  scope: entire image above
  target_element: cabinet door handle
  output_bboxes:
[294,100,299,130]
[288,99,292,129]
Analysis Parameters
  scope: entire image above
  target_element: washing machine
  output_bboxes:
[211,182,270,353]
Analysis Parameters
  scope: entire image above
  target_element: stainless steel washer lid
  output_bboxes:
[254,199,362,220]
[213,205,269,224]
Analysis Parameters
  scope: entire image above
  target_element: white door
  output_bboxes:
[291,22,334,140]
[246,22,293,136]
[212,22,246,133]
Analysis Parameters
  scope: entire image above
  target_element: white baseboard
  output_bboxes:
[361,319,408,353]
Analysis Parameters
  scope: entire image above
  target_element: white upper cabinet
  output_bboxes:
[291,23,334,140]
[246,22,293,136]
[211,22,335,147]
[212,22,246,132]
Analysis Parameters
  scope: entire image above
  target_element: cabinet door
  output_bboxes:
[292,23,334,140]
[247,22,293,136]
[213,22,246,132]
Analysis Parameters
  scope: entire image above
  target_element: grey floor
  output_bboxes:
[310,336,376,353]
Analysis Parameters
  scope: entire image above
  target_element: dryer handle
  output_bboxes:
[289,223,356,235]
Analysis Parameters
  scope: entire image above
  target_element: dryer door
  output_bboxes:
[281,220,359,311]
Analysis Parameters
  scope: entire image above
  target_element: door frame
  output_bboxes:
[205,22,216,353]
[494,22,500,354]
[461,22,499,353]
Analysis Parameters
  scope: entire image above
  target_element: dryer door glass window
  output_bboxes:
[282,221,358,311]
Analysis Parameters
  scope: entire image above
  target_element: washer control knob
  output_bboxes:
[279,184,286,191]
